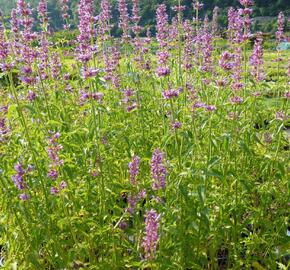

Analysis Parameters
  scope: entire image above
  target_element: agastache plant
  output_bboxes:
[156,4,170,77]
[59,0,70,29]
[118,0,130,42]
[76,0,95,68]
[97,0,112,41]
[37,0,50,80]
[183,19,194,70]
[250,32,265,82]
[0,10,10,70]
[47,132,64,181]
[142,209,160,260]
[276,12,285,43]
[16,0,38,85]
[151,149,167,190]
[11,163,33,200]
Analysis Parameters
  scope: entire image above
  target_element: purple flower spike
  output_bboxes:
[151,149,167,190]
[50,186,59,195]
[129,155,140,186]
[19,193,30,201]
[142,209,160,260]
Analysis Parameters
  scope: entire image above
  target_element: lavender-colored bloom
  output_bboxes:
[0,16,9,64]
[11,163,32,199]
[76,0,95,64]
[230,96,244,104]
[219,51,235,71]
[48,169,58,180]
[81,68,99,79]
[129,155,140,185]
[156,4,169,48]
[192,101,206,110]
[171,121,182,129]
[132,0,141,35]
[97,0,112,39]
[172,5,186,13]
[38,0,48,25]
[227,8,246,43]
[119,220,128,230]
[276,111,288,121]
[232,47,243,91]
[127,189,146,214]
[59,181,67,190]
[0,117,10,142]
[51,52,61,79]
[169,17,178,43]
[142,209,160,260]
[151,149,167,190]
[239,0,254,7]
[50,186,59,195]
[92,92,104,102]
[199,30,213,72]
[276,12,285,43]
[47,132,64,181]
[205,105,216,112]
[156,5,170,77]
[60,0,70,29]
[19,193,30,201]
[104,45,121,87]
[183,20,194,70]
[127,194,137,214]
[118,0,130,41]
[162,89,180,100]
[156,66,170,77]
[193,1,204,10]
[250,33,265,81]
[122,88,137,111]
[27,90,37,101]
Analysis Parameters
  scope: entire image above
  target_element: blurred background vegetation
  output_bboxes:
[0,0,289,35]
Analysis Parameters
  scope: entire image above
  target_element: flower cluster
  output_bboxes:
[276,12,285,43]
[47,132,64,180]
[11,163,33,200]
[250,33,265,81]
[122,88,137,112]
[118,0,130,41]
[151,149,167,190]
[219,51,235,71]
[80,89,104,105]
[183,20,194,70]
[76,0,95,65]
[0,105,10,142]
[156,4,170,77]
[127,189,146,214]
[60,0,70,29]
[162,88,182,100]
[97,0,112,40]
[129,155,140,185]
[142,209,160,260]
[104,45,121,88]
[192,102,217,112]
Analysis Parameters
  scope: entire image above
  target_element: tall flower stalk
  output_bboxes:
[156,4,170,77]
[142,209,160,260]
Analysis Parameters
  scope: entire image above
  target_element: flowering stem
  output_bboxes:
[7,72,49,206]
